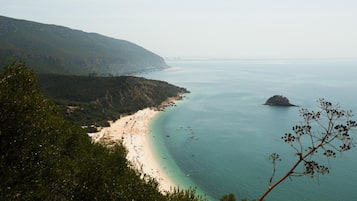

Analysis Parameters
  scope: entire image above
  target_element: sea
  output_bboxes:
[137,59,357,201]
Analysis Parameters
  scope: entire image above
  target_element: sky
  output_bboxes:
[1,0,357,59]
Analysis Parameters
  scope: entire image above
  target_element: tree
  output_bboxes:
[220,193,236,201]
[0,61,93,200]
[0,61,207,201]
[258,99,356,201]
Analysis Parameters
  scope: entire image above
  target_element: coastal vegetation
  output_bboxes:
[38,73,189,131]
[0,15,184,131]
[0,62,204,201]
[0,16,167,76]
[1,15,353,200]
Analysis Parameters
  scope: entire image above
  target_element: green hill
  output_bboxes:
[0,16,168,75]
[38,74,189,131]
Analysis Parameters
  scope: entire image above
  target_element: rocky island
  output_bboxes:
[264,95,297,107]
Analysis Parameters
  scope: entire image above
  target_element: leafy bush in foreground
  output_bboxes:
[0,61,204,201]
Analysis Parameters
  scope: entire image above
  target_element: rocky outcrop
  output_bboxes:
[264,95,297,107]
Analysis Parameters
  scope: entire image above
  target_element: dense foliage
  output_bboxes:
[38,73,189,130]
[0,62,204,201]
[0,15,167,76]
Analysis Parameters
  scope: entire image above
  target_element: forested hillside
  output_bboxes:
[38,74,189,130]
[0,16,168,75]
[0,62,204,201]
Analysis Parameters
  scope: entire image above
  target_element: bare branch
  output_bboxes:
[258,99,356,201]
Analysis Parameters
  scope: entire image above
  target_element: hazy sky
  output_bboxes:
[1,0,357,59]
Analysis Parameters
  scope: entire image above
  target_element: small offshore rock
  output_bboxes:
[264,95,297,107]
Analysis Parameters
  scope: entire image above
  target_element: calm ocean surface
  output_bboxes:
[139,59,357,201]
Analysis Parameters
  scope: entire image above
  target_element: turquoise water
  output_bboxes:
[141,59,357,201]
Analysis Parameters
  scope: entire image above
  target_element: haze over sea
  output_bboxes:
[139,59,357,201]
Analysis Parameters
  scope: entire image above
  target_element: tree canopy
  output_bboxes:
[0,61,204,201]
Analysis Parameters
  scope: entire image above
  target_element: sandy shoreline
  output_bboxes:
[90,105,180,192]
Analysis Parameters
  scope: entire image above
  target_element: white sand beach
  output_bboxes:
[91,107,177,192]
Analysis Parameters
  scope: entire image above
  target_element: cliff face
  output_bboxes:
[0,16,168,75]
[264,95,297,107]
